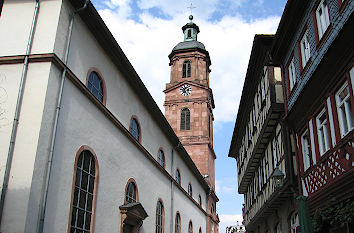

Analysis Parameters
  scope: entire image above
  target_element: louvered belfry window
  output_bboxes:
[182,60,191,78]
[181,108,190,130]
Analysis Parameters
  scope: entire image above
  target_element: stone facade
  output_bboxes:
[164,19,219,233]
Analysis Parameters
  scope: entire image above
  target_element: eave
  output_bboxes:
[228,35,274,158]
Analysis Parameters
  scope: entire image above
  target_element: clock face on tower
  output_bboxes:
[180,84,192,96]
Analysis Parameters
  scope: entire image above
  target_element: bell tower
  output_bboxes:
[164,14,219,233]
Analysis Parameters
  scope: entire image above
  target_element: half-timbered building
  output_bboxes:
[271,0,353,232]
[229,35,299,233]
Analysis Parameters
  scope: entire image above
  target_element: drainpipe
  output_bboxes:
[37,1,89,232]
[0,0,40,225]
[170,148,175,233]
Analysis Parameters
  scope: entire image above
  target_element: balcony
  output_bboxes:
[243,163,293,229]
[301,131,354,211]
[238,73,284,193]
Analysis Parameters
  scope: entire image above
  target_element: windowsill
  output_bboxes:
[316,25,333,50]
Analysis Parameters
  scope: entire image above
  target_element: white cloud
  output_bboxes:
[98,6,280,123]
[219,214,244,233]
[216,179,237,195]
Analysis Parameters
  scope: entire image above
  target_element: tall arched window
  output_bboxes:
[156,200,164,233]
[181,108,190,130]
[188,183,192,196]
[175,212,181,233]
[70,149,97,233]
[125,182,137,203]
[175,169,181,185]
[129,117,140,141]
[158,149,165,168]
[199,227,202,233]
[198,195,202,207]
[182,60,191,78]
[188,221,193,233]
[87,71,104,103]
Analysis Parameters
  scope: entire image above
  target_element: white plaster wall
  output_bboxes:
[25,63,63,233]
[53,0,207,210]
[0,64,23,199]
[0,0,61,57]
[42,79,207,233]
[0,62,51,233]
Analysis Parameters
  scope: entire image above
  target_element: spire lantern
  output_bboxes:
[182,16,200,42]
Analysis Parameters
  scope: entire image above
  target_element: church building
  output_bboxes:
[0,0,219,233]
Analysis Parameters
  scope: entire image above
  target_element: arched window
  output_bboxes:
[87,71,104,103]
[158,149,165,168]
[182,60,191,78]
[175,212,181,233]
[198,195,202,207]
[129,117,140,141]
[175,169,181,185]
[181,108,190,130]
[156,200,164,233]
[70,149,97,233]
[188,221,193,233]
[188,183,192,196]
[125,182,137,203]
[199,227,202,233]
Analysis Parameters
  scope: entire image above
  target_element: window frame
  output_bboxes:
[182,60,192,78]
[335,81,354,138]
[316,108,331,155]
[287,55,297,93]
[276,223,282,233]
[124,179,138,204]
[175,212,181,233]
[157,149,165,168]
[298,27,311,71]
[68,146,99,233]
[86,68,106,105]
[0,0,3,17]
[129,116,141,142]
[314,0,331,43]
[175,169,181,185]
[300,129,313,171]
[155,200,164,233]
[188,221,193,233]
[188,183,193,197]
[290,212,299,233]
[181,108,191,130]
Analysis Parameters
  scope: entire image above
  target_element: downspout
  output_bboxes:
[0,0,40,224]
[170,148,175,233]
[37,1,89,232]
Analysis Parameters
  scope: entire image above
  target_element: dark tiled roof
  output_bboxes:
[172,41,206,52]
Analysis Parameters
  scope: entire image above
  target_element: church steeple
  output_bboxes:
[164,12,219,233]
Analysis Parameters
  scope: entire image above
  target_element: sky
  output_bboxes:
[90,0,287,232]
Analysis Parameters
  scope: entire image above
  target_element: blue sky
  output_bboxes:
[90,0,286,231]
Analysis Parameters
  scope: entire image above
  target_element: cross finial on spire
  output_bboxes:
[187,3,196,16]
